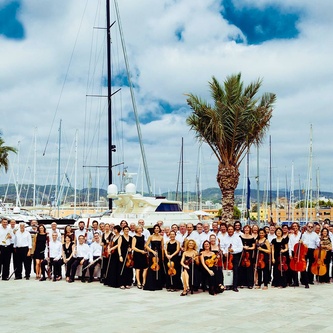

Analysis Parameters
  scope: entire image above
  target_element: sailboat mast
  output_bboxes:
[106,0,112,209]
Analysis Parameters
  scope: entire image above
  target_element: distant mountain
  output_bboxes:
[1,183,333,206]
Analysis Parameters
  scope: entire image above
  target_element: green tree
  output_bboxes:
[186,73,276,223]
[0,131,17,173]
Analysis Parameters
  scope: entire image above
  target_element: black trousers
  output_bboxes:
[89,256,101,280]
[232,253,241,288]
[41,258,63,279]
[15,247,31,278]
[301,248,315,285]
[0,245,11,280]
[70,257,89,281]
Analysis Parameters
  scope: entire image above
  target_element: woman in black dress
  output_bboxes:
[318,228,332,283]
[271,227,289,288]
[132,225,148,289]
[118,225,133,289]
[209,234,224,292]
[33,224,47,280]
[100,223,113,282]
[164,230,182,291]
[255,229,271,290]
[62,234,75,282]
[180,239,200,296]
[200,240,219,295]
[62,225,74,243]
[144,224,164,291]
[239,225,255,289]
[104,225,121,288]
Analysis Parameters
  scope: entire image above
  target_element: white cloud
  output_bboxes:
[1,0,333,202]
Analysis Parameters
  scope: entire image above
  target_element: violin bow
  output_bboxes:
[120,247,129,276]
[191,255,194,295]
[279,250,283,277]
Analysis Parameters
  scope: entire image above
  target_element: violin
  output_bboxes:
[290,232,308,272]
[241,251,251,268]
[125,251,134,268]
[310,245,327,276]
[151,255,160,271]
[278,255,288,272]
[167,260,176,276]
[255,242,266,269]
[224,244,233,270]
[205,254,217,268]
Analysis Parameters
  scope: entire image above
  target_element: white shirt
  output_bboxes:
[75,229,86,242]
[75,243,90,260]
[184,231,200,249]
[14,230,32,248]
[142,228,150,242]
[288,232,301,256]
[302,231,320,249]
[199,230,213,248]
[221,233,243,254]
[0,225,12,246]
[10,226,18,244]
[46,240,62,260]
[129,230,136,238]
[267,233,277,244]
[48,228,61,242]
[176,232,187,247]
[89,241,102,261]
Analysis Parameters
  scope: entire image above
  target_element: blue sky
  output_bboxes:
[1,0,333,199]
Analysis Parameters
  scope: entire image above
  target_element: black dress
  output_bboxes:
[118,235,133,287]
[63,241,75,278]
[164,241,182,290]
[104,236,120,288]
[133,235,148,269]
[34,234,47,260]
[202,254,219,295]
[255,241,270,287]
[238,237,255,287]
[144,240,164,291]
[271,238,288,287]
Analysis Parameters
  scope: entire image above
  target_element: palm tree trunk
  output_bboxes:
[217,163,240,224]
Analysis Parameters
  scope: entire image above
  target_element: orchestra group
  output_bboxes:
[1,216,332,296]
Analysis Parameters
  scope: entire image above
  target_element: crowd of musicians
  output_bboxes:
[1,216,333,296]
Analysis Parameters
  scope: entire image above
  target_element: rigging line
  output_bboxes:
[114,0,152,195]
[43,0,89,157]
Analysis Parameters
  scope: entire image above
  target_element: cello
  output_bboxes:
[224,244,233,270]
[310,244,327,276]
[290,229,308,272]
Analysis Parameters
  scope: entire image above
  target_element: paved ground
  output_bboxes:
[1,271,333,333]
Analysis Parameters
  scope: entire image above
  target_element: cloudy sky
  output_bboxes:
[1,0,333,201]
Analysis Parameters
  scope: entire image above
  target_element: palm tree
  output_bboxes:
[186,73,276,224]
[0,131,17,173]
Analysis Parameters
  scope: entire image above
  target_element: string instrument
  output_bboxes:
[167,260,176,276]
[126,251,134,268]
[151,253,160,271]
[290,232,308,272]
[46,234,51,279]
[205,254,217,268]
[278,252,288,273]
[241,251,251,268]
[311,244,327,276]
[224,244,233,270]
[256,242,266,269]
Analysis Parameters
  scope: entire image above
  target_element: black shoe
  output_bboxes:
[39,277,46,281]
[233,288,239,292]
[14,277,22,280]
[25,276,30,280]
[88,279,93,283]
[305,284,310,289]
[68,279,74,283]
[81,279,86,283]
[309,282,314,285]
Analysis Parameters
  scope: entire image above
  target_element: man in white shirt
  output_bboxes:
[233,221,244,236]
[75,221,86,244]
[9,219,18,276]
[88,232,102,282]
[40,232,63,281]
[267,225,277,243]
[288,222,301,287]
[301,222,320,288]
[14,222,32,280]
[184,223,200,250]
[138,219,150,242]
[176,223,187,251]
[221,225,243,292]
[0,217,12,280]
[47,222,61,242]
[129,223,136,237]
[69,235,90,283]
